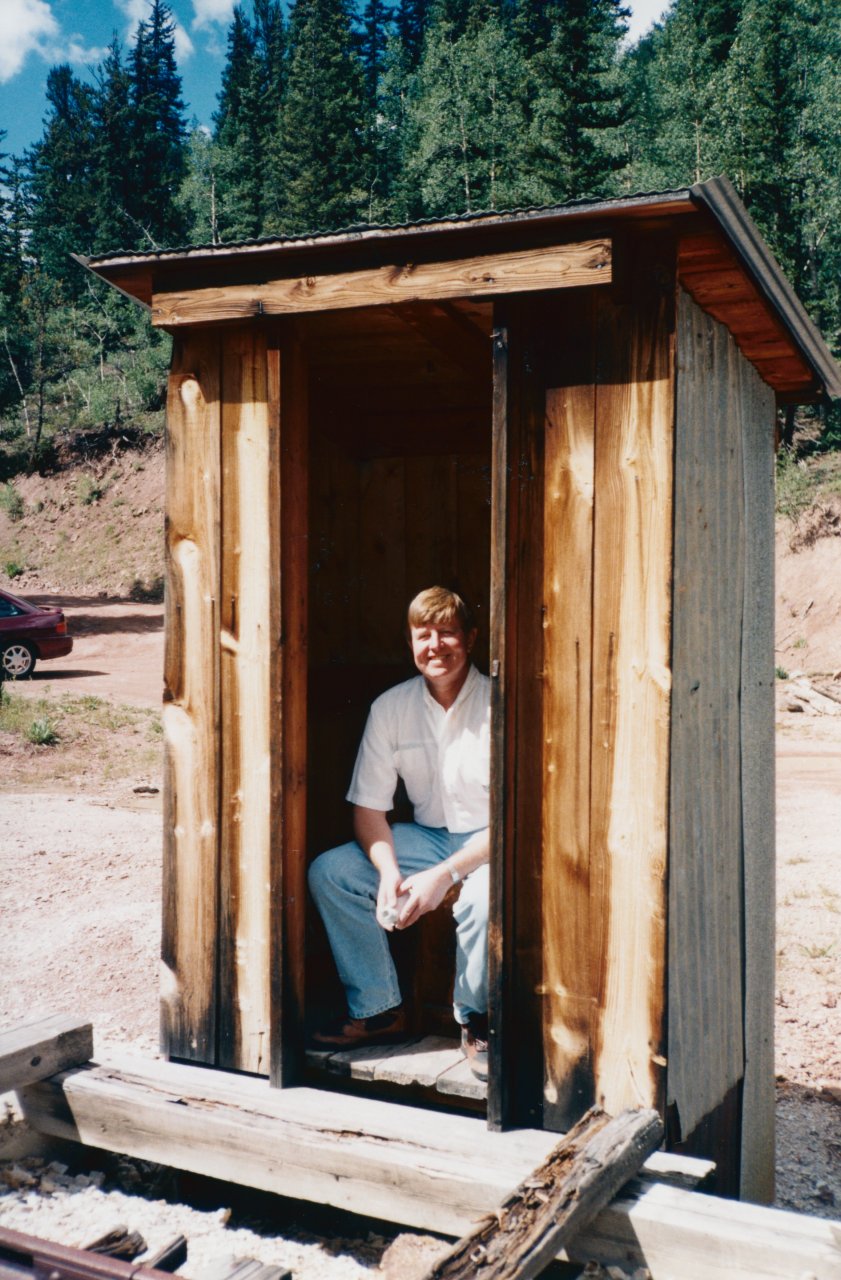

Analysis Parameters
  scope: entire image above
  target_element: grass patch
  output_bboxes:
[0,686,162,790]
[775,666,789,680]
[776,448,815,522]
[75,475,105,506]
[3,559,24,579]
[800,942,835,960]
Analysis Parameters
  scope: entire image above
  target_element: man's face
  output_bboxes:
[409,617,475,686]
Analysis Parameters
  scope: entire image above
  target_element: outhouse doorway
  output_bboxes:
[299,298,495,1111]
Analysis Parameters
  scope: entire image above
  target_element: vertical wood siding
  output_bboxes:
[669,288,776,1197]
[541,296,596,1131]
[162,331,222,1062]
[588,248,674,1119]
[217,327,274,1074]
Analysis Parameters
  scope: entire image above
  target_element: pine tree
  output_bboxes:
[397,0,432,68]
[26,66,98,291]
[128,0,188,248]
[524,0,629,203]
[91,38,134,252]
[269,0,368,234]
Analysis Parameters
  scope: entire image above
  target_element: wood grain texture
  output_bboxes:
[424,1107,663,1280]
[151,240,612,326]
[0,1016,92,1093]
[273,326,309,1087]
[218,327,273,1075]
[737,319,777,1204]
[162,330,222,1063]
[541,296,596,1130]
[668,290,748,1186]
[590,240,674,1118]
[20,1058,835,1279]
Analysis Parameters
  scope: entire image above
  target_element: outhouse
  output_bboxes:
[81,178,841,1202]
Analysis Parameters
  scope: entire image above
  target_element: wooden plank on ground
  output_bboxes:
[218,325,272,1076]
[18,1058,838,1279]
[162,330,222,1064]
[374,1036,465,1087]
[435,1054,487,1101]
[0,1016,92,1093]
[589,235,674,1116]
[308,1037,424,1081]
[422,1107,663,1280]
[151,241,612,326]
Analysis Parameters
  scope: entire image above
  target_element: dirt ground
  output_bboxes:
[0,518,840,1259]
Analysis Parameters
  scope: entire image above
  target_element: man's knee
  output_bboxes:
[308,841,368,904]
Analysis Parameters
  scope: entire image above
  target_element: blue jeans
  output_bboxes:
[308,823,488,1024]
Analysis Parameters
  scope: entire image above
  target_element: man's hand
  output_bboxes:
[376,865,404,930]
[395,865,451,929]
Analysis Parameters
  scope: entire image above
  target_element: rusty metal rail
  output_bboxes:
[0,1225,177,1280]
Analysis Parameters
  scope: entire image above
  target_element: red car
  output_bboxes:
[0,587,73,679]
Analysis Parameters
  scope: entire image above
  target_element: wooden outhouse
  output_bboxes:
[82,178,841,1202]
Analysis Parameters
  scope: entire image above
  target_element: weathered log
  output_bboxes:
[422,1107,663,1280]
[85,1223,146,1259]
[0,1014,92,1093]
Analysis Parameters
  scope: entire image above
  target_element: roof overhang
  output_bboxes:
[76,180,841,405]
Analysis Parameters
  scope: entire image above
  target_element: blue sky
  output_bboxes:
[0,0,672,160]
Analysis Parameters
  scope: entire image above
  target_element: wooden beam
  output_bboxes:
[422,1107,663,1280]
[151,240,612,327]
[0,1016,92,1093]
[18,1058,838,1279]
[162,330,222,1063]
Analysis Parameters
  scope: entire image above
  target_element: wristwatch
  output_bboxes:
[447,862,462,885]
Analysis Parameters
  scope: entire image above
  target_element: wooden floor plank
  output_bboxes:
[435,1056,487,1101]
[16,1057,838,1278]
[373,1036,464,1087]
[311,1037,425,1081]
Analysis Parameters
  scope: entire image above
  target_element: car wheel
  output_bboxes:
[2,642,36,679]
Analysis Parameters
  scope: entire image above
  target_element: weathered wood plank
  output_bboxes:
[423,1107,663,1280]
[669,290,748,1192]
[307,1037,424,1081]
[218,327,272,1076]
[590,238,674,1117]
[435,1053,487,1101]
[151,241,613,326]
[162,330,222,1063]
[18,1059,838,1279]
[737,326,777,1204]
[0,1016,92,1093]
[541,296,596,1131]
[272,326,309,1087]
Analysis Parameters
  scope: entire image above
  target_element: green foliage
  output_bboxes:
[129,574,165,602]
[75,475,105,506]
[26,716,59,746]
[775,666,789,680]
[776,447,814,522]
[0,482,24,521]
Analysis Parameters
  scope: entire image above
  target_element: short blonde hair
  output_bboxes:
[407,586,475,634]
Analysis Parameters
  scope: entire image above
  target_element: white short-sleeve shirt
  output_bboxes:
[346,665,491,833]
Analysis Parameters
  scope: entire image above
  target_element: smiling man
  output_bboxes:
[308,586,491,1079]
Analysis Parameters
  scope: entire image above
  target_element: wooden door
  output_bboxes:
[490,236,676,1131]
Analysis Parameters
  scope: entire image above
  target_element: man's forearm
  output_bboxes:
[444,827,489,882]
[353,805,399,877]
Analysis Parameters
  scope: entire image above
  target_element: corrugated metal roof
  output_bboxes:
[79,187,694,268]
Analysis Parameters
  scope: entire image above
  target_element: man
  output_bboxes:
[308,586,491,1079]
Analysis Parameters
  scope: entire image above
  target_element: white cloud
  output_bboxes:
[625,0,673,44]
[0,0,59,82]
[191,0,235,31]
[114,0,195,60]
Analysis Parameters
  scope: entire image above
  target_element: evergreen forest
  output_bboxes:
[2,0,841,475]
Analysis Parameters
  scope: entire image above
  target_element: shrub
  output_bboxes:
[26,716,59,746]
[3,560,24,579]
[129,575,164,603]
[75,475,105,506]
[0,482,24,522]
[775,666,789,680]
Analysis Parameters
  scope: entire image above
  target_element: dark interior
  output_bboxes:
[302,298,494,1039]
